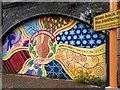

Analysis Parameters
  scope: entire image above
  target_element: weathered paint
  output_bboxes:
[2,15,106,80]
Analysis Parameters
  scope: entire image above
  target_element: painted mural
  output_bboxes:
[2,15,106,80]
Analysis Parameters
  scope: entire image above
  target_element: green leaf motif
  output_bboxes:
[57,18,60,21]
[29,44,33,53]
[33,40,36,46]
[48,52,53,58]
[49,40,53,47]
[35,55,38,58]
[32,50,36,55]
[53,43,56,48]
[51,43,56,54]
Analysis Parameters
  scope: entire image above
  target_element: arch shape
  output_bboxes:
[2,13,95,39]
[2,14,107,80]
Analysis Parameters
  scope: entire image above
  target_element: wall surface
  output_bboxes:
[2,15,106,80]
[2,2,110,35]
[2,2,120,82]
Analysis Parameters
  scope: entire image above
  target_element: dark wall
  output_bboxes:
[2,2,111,35]
[2,2,120,34]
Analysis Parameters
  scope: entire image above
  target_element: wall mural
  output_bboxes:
[2,15,106,80]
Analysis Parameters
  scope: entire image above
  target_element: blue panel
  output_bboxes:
[22,19,42,37]
[56,21,106,48]
[45,60,72,80]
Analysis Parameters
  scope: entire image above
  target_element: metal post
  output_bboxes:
[105,0,118,89]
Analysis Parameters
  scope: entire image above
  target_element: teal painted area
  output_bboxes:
[22,19,42,37]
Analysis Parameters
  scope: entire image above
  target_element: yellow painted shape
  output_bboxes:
[19,26,30,39]
[50,24,52,27]
[53,20,78,36]
[41,65,47,76]
[55,44,106,80]
[57,44,106,56]
[63,20,67,24]
[39,18,45,30]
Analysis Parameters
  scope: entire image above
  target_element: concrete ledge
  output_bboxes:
[105,86,120,90]
[3,74,103,89]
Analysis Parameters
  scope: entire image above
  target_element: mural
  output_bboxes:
[2,15,106,80]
